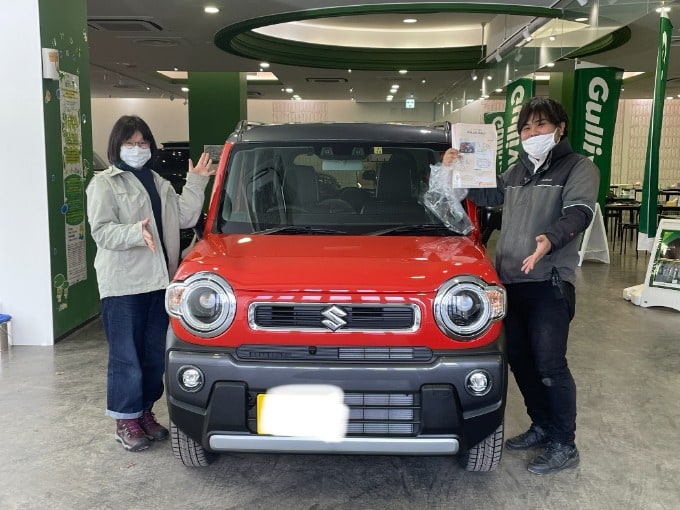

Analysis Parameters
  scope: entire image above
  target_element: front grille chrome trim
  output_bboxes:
[248,302,421,333]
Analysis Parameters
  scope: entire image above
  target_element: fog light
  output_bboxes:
[465,370,492,396]
[178,366,204,392]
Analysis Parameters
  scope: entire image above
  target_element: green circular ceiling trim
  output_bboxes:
[563,26,632,60]
[215,3,563,71]
[229,32,486,71]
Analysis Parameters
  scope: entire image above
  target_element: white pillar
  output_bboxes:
[0,0,55,345]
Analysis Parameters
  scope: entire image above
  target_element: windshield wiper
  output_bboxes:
[258,226,347,235]
[367,224,459,236]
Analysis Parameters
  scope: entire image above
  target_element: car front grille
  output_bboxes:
[248,391,420,436]
[235,345,433,362]
[249,303,420,332]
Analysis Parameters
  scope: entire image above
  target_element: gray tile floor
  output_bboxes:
[1,234,679,510]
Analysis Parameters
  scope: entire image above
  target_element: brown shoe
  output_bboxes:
[139,411,169,441]
[115,419,150,451]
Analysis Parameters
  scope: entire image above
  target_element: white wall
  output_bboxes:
[91,98,190,160]
[0,0,54,345]
[91,99,436,158]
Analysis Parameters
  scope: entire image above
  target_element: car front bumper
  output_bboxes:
[166,331,506,456]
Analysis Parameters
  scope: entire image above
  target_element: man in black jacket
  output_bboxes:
[444,97,599,474]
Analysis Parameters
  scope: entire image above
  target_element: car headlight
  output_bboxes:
[433,276,505,339]
[165,272,236,337]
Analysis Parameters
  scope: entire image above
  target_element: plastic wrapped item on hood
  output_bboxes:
[423,161,473,235]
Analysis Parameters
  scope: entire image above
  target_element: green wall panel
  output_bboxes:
[39,0,99,340]
[187,72,247,209]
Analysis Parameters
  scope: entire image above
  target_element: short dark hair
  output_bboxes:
[106,115,158,164]
[517,97,569,138]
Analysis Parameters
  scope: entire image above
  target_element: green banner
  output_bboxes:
[483,111,505,174]
[502,78,535,170]
[570,66,623,211]
[639,11,673,250]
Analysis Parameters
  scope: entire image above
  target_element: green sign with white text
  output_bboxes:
[502,79,535,171]
[570,66,623,210]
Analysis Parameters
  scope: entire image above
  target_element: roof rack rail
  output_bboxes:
[233,120,266,141]
[430,121,452,144]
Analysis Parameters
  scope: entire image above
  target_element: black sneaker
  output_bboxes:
[115,419,150,451]
[527,442,580,475]
[505,424,550,450]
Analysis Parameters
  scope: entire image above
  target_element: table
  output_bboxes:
[604,202,641,250]
[659,189,680,202]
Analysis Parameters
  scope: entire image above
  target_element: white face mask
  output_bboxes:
[120,146,151,169]
[521,129,560,159]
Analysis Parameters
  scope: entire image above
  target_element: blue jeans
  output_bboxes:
[503,280,577,445]
[101,291,168,419]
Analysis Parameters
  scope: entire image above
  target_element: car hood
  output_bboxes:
[176,234,498,293]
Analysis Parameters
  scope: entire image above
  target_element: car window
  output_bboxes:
[218,143,462,235]
[153,142,189,194]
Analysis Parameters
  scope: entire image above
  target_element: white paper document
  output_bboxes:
[450,123,498,188]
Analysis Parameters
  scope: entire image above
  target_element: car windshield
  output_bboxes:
[218,143,469,236]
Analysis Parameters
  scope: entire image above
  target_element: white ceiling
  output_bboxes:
[86,0,680,105]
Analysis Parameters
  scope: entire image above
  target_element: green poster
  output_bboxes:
[502,79,535,170]
[483,111,505,174]
[571,66,623,211]
[639,12,673,249]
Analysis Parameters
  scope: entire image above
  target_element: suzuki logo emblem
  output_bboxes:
[321,305,348,331]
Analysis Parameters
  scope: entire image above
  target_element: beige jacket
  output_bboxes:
[86,165,210,298]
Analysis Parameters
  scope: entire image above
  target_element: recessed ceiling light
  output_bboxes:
[399,70,408,75]
[549,35,556,41]
[285,88,294,93]
[204,6,219,14]
[574,17,588,22]
[656,7,671,13]
[181,87,189,92]
[392,84,400,89]
[546,62,555,67]
[403,18,417,24]
[421,79,426,84]
[260,62,270,68]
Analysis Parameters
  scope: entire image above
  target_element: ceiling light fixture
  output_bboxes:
[260,62,270,68]
[204,6,220,14]
[403,18,417,23]
[399,69,408,75]
[523,27,532,42]
[576,0,588,6]
[471,70,478,81]
[494,52,502,63]
[181,87,189,92]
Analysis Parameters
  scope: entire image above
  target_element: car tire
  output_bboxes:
[458,422,504,472]
[170,421,217,467]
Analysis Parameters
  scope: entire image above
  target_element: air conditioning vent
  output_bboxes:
[88,18,163,32]
[306,77,349,84]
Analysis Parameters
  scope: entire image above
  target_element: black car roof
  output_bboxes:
[228,122,451,145]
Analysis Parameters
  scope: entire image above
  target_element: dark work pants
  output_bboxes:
[503,280,577,445]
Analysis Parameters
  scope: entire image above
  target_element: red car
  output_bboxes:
[164,122,507,471]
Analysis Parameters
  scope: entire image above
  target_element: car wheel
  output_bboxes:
[170,421,216,467]
[458,422,504,472]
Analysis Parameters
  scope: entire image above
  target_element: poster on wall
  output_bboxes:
[59,72,87,291]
